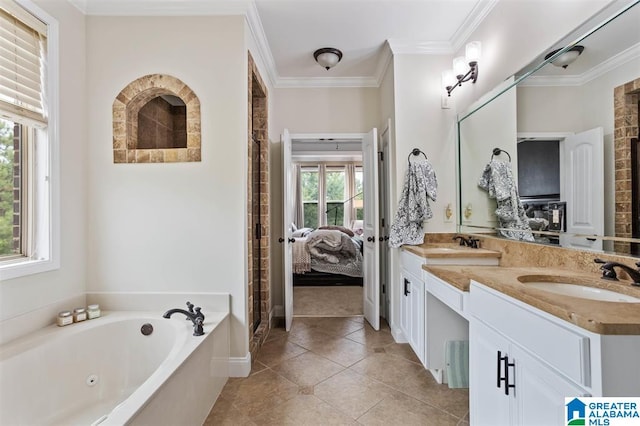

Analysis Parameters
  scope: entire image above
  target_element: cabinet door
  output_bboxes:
[409,278,425,365]
[470,320,512,426]
[399,272,411,342]
[512,345,589,426]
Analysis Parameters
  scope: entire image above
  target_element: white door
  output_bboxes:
[512,344,589,426]
[282,129,294,331]
[560,127,604,251]
[469,320,513,426]
[379,122,391,319]
[362,128,380,330]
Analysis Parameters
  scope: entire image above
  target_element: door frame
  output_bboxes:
[516,131,604,251]
[283,131,379,328]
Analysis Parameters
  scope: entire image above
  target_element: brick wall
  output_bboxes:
[614,78,640,253]
[247,52,270,359]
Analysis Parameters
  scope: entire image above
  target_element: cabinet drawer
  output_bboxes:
[470,282,591,387]
[401,250,426,277]
[426,273,465,315]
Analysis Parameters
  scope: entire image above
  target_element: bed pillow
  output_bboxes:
[318,225,355,237]
[292,227,313,238]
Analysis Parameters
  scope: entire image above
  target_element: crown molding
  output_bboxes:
[386,40,453,55]
[65,0,498,89]
[245,1,278,88]
[373,42,394,87]
[519,42,640,87]
[450,0,499,53]
[275,76,380,89]
[67,0,252,16]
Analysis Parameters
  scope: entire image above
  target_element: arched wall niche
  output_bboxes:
[112,74,201,163]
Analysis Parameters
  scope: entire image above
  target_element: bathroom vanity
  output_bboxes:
[423,262,640,426]
[398,244,500,380]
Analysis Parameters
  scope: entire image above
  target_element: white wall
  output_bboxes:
[392,54,458,233]
[0,0,87,322]
[86,16,249,358]
[272,87,381,134]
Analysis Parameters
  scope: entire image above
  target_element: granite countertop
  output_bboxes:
[403,243,502,259]
[423,265,640,335]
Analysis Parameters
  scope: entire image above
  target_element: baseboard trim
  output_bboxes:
[229,353,252,377]
[391,326,408,343]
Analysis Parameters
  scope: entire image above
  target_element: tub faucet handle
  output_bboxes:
[193,317,204,336]
[186,301,195,314]
[194,306,205,322]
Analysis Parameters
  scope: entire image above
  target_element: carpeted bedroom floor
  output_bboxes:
[293,286,363,316]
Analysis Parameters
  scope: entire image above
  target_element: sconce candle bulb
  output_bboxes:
[445,41,481,97]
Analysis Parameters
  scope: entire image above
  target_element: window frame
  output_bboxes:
[300,166,319,229]
[297,161,362,228]
[0,0,59,280]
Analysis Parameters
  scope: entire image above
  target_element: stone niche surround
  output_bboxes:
[614,77,640,253]
[112,74,201,163]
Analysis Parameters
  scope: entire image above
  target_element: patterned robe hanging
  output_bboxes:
[478,160,534,242]
[389,161,438,248]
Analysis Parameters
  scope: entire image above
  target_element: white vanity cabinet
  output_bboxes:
[469,281,592,426]
[399,251,426,366]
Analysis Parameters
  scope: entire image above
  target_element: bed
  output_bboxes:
[292,226,364,286]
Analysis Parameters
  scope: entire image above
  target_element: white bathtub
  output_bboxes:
[0,310,229,426]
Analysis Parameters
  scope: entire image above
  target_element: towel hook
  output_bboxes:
[408,148,428,165]
[491,148,511,162]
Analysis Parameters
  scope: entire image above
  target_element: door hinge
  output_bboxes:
[255,223,262,239]
[381,218,385,227]
[378,151,384,161]
[382,284,386,294]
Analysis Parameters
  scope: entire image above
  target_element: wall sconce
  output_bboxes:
[314,48,343,70]
[444,41,481,97]
[544,45,584,69]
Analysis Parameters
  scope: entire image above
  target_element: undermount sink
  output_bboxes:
[517,275,640,303]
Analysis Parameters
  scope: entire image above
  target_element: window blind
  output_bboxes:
[0,1,47,125]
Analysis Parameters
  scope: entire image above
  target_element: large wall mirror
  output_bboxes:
[458,0,640,255]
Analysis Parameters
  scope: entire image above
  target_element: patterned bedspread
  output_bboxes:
[305,229,363,277]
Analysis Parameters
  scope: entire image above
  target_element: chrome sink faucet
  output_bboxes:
[163,303,205,336]
[594,258,640,286]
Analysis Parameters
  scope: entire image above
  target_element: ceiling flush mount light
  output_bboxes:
[314,47,343,70]
[544,45,584,69]
[444,41,481,97]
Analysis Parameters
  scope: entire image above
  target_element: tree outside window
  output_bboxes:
[326,167,346,226]
[355,167,364,220]
[0,120,17,255]
[301,167,319,228]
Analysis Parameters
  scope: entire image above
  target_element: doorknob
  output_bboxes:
[367,236,375,242]
[288,237,295,243]
[278,237,284,243]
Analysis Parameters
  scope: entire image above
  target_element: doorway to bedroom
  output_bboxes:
[290,146,365,317]
[282,128,387,330]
